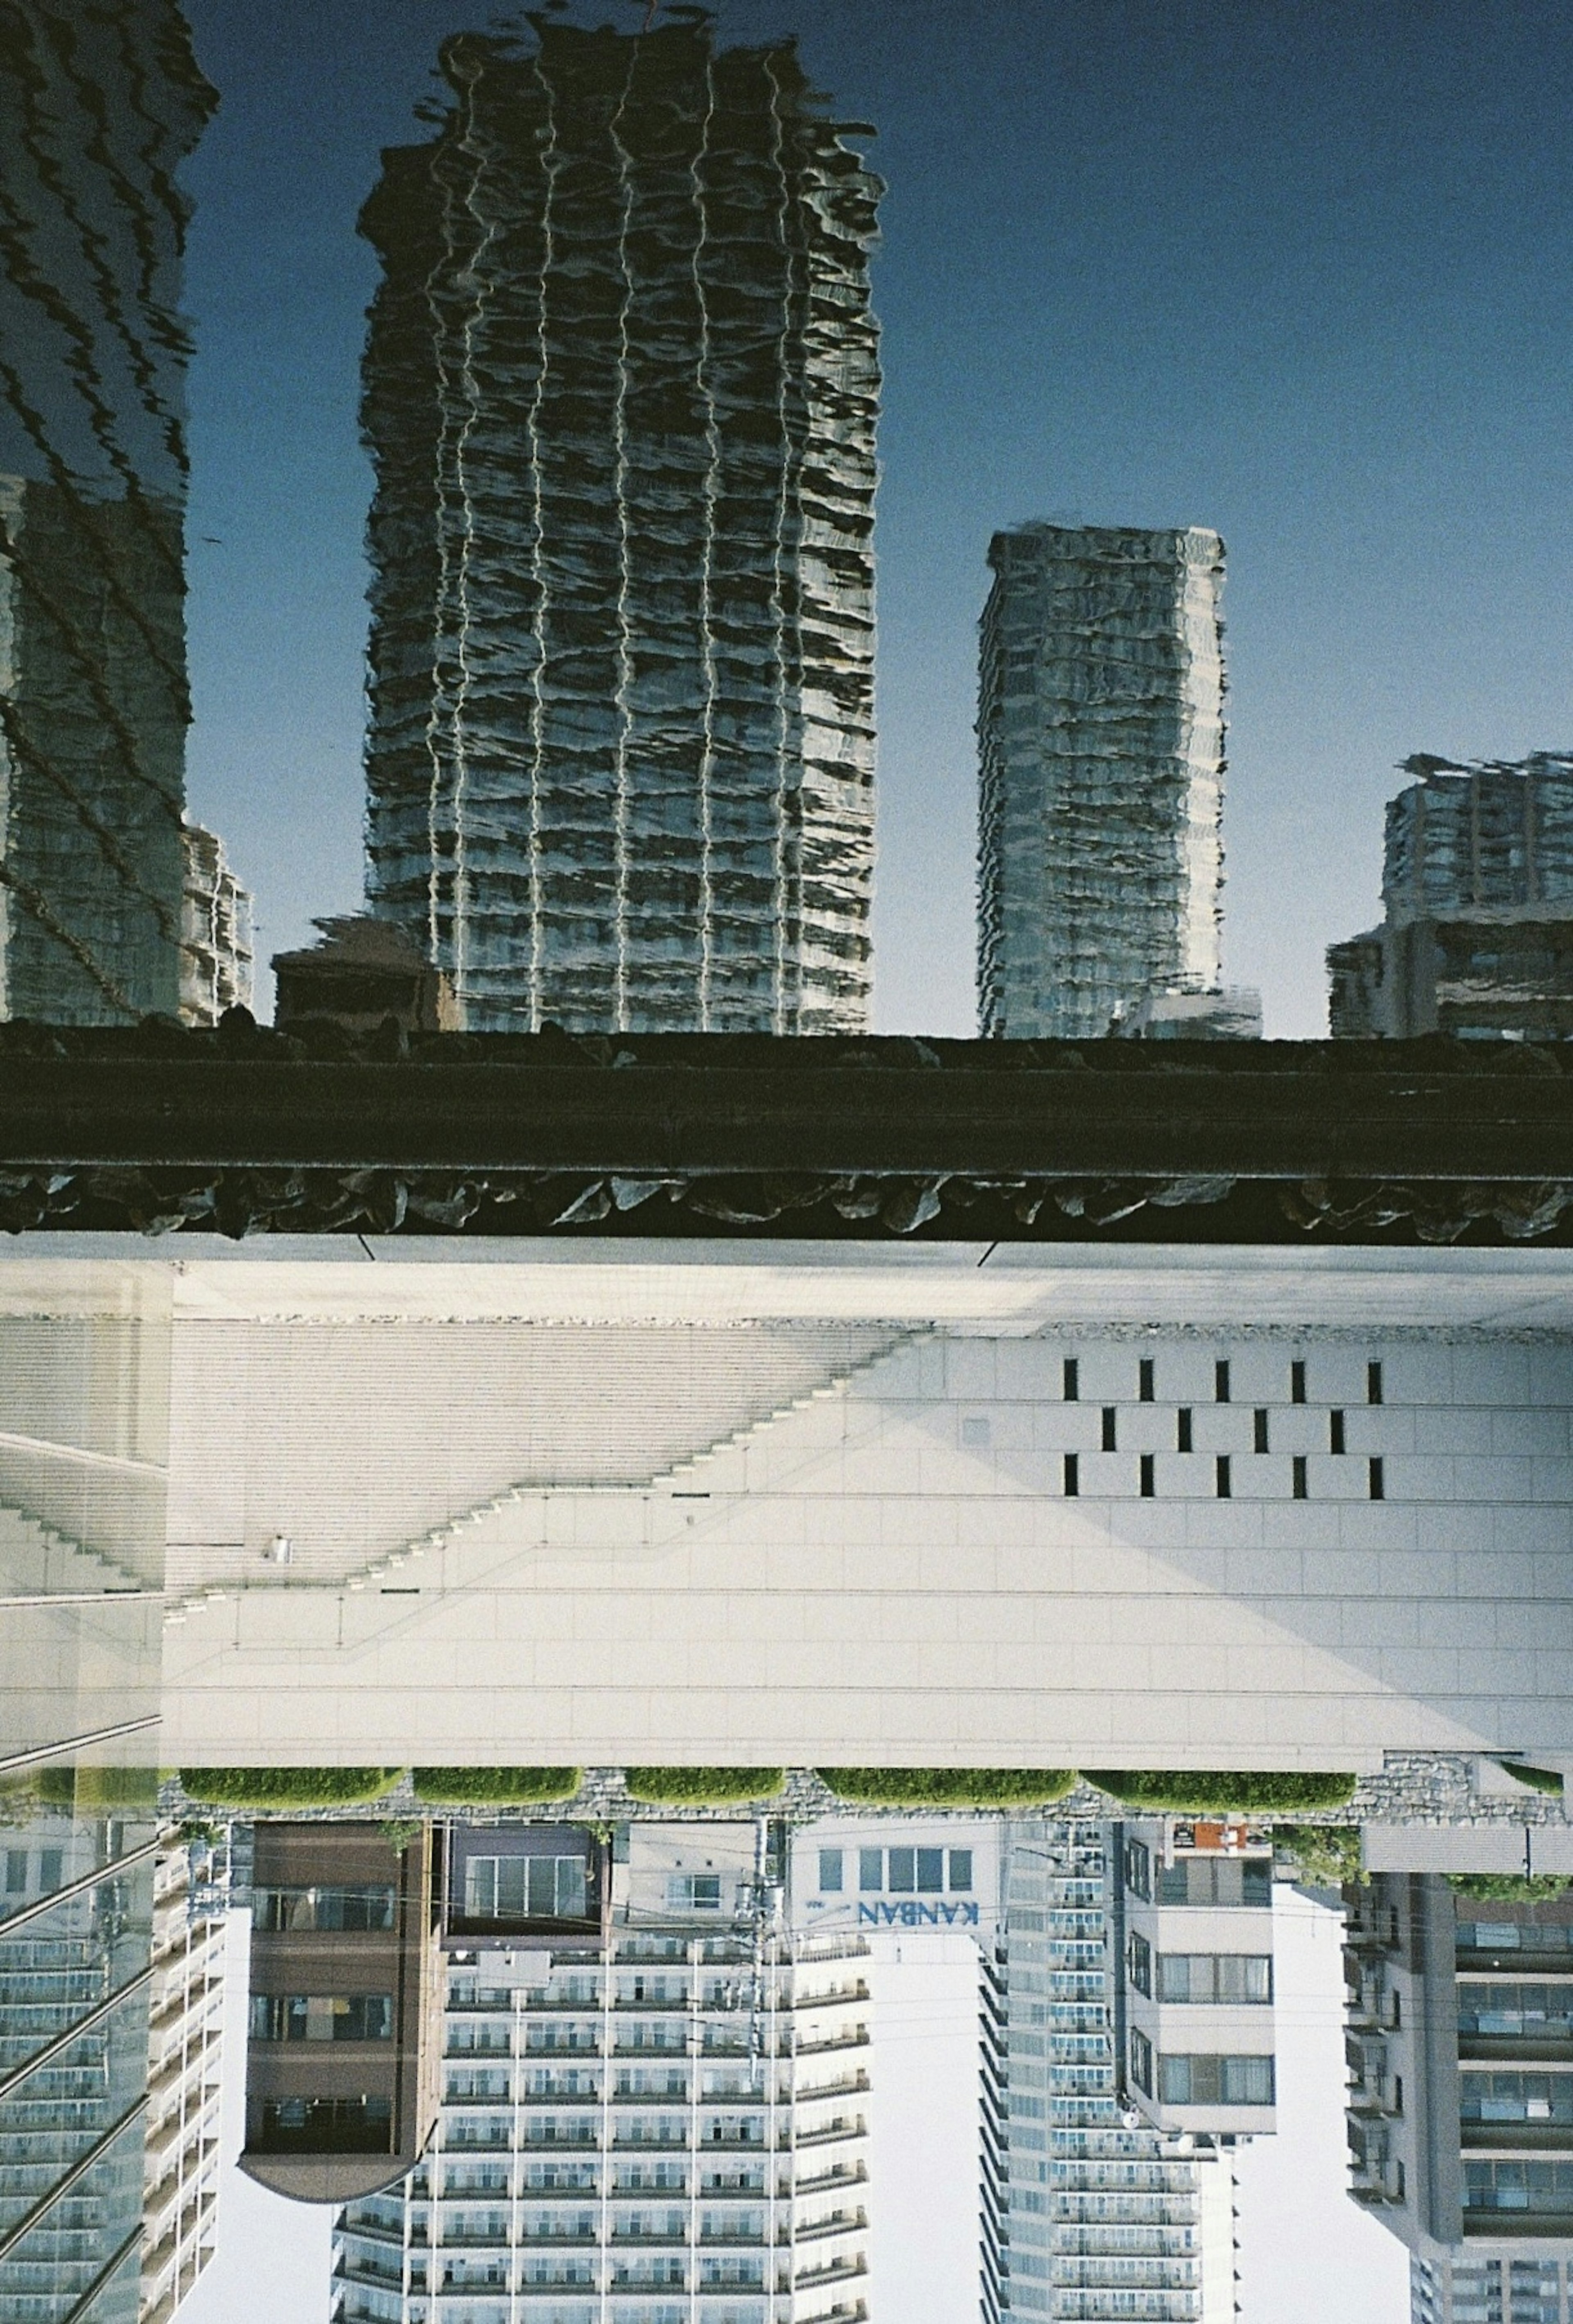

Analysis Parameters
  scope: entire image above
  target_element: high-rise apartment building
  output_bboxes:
[977,523,1244,1041]
[139,1839,226,2324]
[358,18,881,1035]
[0,5,213,1022]
[177,824,253,1028]
[333,1821,871,2324]
[1344,1873,1573,2324]
[990,1820,1244,2323]
[1329,755,1573,1039]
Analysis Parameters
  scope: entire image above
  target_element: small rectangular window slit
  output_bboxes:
[1330,1410,1346,1455]
[1291,1360,1306,1404]
[1176,1409,1192,1454]
[1102,1407,1117,1452]
[1215,1360,1231,1404]
[1292,1455,1308,1500]
[1063,1357,1079,1402]
[1138,1359,1155,1402]
[1215,1454,1231,1499]
[1140,1453,1155,1498]
[1369,1456,1385,1500]
[1367,1361,1384,1405]
[1253,1409,1269,1454]
[1063,1451,1079,1497]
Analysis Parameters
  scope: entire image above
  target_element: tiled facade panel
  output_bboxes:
[164,1327,1573,1765]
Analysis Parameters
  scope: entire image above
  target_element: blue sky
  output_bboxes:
[180,0,1573,1028]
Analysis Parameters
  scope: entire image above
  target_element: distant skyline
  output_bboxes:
[180,0,1573,1030]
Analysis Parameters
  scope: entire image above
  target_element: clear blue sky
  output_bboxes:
[180,0,1573,1030]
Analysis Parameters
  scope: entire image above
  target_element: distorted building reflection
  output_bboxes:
[0,2,224,1025]
[1345,1872,1573,2324]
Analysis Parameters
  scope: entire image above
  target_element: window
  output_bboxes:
[1176,1408,1192,1453]
[1063,1357,1079,1401]
[1291,1360,1307,1404]
[1129,2027,1154,2095]
[256,2095,393,2153]
[1253,1408,1269,1454]
[1158,2053,1275,2106]
[249,1993,394,2042]
[1292,1455,1308,1500]
[1139,1358,1155,1402]
[1124,1838,1151,1900]
[38,1850,61,1891]
[3,1850,24,1894]
[1140,1453,1155,1497]
[666,1873,722,1912]
[1156,1858,1273,1908]
[887,1848,945,1894]
[1330,1409,1346,1454]
[1367,1360,1384,1405]
[1216,1454,1231,1498]
[1102,1406,1117,1450]
[1369,1457,1385,1500]
[859,1848,883,1892]
[466,1854,587,1921]
[1063,1452,1079,1497]
[1128,1932,1152,1996]
[1215,1359,1231,1403]
[948,1849,973,1891]
[818,1849,843,1894]
[256,1885,397,1933]
[961,1414,990,1447]
[1158,1954,1272,2004]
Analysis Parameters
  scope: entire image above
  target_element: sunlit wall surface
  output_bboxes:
[977,524,1226,1040]
[359,18,881,1033]
[0,2,213,1023]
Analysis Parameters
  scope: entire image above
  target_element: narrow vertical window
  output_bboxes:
[1063,1452,1079,1497]
[1215,1359,1231,1403]
[1291,1360,1306,1404]
[1367,1361,1384,1406]
[1292,1455,1308,1500]
[1216,1454,1232,1499]
[1138,1358,1155,1402]
[1253,1409,1269,1454]
[1176,1408,1192,1454]
[1102,1407,1117,1451]
[1330,1410,1346,1455]
[1140,1453,1155,1498]
[1063,1357,1079,1402]
[1369,1457,1385,1500]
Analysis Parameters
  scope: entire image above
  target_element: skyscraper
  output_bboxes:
[359,17,882,1035]
[977,523,1234,1041]
[0,3,213,1022]
[1328,754,1573,1039]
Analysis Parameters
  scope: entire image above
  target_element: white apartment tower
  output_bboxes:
[977,523,1228,1040]
[335,1823,871,2324]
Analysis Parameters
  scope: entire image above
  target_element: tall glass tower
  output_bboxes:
[0,2,214,1023]
[977,524,1227,1041]
[359,16,882,1034]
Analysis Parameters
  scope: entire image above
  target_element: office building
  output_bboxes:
[1112,1819,1278,2142]
[178,824,254,1028]
[991,1819,1241,2322]
[1344,1873,1573,2322]
[240,1822,443,2205]
[0,5,213,1022]
[977,522,1250,1041]
[0,1798,159,2324]
[334,1819,871,2322]
[1329,754,1573,1039]
[359,17,881,1034]
[791,1818,1003,1944]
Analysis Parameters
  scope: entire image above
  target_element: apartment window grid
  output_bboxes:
[335,1930,868,2317]
[1041,1346,1401,1503]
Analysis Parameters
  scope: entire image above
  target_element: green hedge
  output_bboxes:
[1447,1872,1573,1902]
[412,1767,581,1807]
[624,1767,785,1807]
[35,1766,161,1810]
[1497,1762,1566,1798]
[818,1768,1076,1810]
[179,1767,405,1810]
[1083,1770,1358,1814]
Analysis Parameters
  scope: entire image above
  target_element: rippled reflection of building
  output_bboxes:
[0,1780,224,2323]
[332,1818,871,2323]
[358,17,881,1033]
[1344,1873,1573,2324]
[990,1820,1271,2324]
[0,3,214,1023]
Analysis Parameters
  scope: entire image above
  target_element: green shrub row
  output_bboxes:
[1447,1872,1573,1902]
[1273,1823,1365,1887]
[818,1768,1075,1810]
[411,1768,581,1806]
[1497,1762,1566,1798]
[1079,1770,1359,1814]
[624,1768,785,1807]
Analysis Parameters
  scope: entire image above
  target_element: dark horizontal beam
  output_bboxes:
[0,1028,1569,1243]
